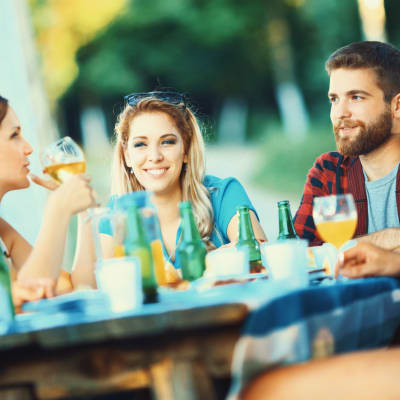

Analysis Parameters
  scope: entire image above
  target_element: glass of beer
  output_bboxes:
[40,136,86,183]
[313,194,357,250]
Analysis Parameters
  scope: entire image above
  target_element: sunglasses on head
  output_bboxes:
[124,91,186,107]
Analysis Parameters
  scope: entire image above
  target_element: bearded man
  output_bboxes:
[294,41,400,247]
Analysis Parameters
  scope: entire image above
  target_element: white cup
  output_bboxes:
[205,246,249,277]
[96,256,143,312]
[261,240,309,287]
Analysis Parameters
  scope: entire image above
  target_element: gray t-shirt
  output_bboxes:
[364,163,400,234]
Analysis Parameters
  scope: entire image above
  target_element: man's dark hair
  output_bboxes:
[325,41,400,103]
[0,95,8,125]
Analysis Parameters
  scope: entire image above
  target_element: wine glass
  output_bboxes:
[313,194,357,249]
[313,194,357,276]
[40,136,86,183]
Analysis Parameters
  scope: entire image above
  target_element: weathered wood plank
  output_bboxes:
[0,306,245,399]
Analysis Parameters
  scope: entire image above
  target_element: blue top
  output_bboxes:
[99,175,257,268]
[363,163,400,234]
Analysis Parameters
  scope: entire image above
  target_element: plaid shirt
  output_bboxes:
[294,151,400,246]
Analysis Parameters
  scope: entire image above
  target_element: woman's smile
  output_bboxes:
[145,167,169,177]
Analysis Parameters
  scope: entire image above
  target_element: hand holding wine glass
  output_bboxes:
[40,136,86,184]
[313,194,357,276]
[40,136,97,214]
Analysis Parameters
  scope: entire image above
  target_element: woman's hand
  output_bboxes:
[48,174,98,217]
[337,242,400,278]
[12,278,55,311]
[30,173,59,191]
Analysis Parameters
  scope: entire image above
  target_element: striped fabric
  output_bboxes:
[294,152,400,246]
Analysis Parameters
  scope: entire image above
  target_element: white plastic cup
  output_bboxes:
[96,256,143,312]
[205,246,249,277]
[261,240,309,287]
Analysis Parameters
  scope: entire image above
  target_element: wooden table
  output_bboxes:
[7,276,397,400]
[0,298,249,400]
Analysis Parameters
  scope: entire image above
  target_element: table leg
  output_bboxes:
[150,359,216,400]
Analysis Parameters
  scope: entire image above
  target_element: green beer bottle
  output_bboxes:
[176,202,206,281]
[277,200,300,240]
[236,206,263,273]
[0,252,15,324]
[124,204,158,303]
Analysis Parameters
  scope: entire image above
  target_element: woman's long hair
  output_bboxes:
[111,97,215,245]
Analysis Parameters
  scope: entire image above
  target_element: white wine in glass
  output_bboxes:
[313,194,357,249]
[41,137,86,184]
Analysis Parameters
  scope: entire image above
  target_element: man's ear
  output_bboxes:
[391,93,400,118]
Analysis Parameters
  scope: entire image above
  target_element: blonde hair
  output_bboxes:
[111,97,215,244]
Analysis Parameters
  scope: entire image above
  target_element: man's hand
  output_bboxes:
[337,242,400,279]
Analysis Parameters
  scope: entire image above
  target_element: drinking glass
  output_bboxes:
[40,136,86,183]
[261,240,309,287]
[96,256,143,313]
[313,194,357,250]
[114,191,167,286]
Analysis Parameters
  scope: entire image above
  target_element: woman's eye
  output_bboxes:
[162,139,176,145]
[11,132,18,139]
[133,142,146,148]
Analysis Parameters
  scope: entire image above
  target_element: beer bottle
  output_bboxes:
[176,202,206,281]
[0,252,14,326]
[124,204,158,303]
[236,206,263,273]
[277,200,300,240]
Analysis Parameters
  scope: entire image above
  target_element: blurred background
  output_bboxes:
[0,0,398,266]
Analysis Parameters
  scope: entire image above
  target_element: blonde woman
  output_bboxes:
[72,92,266,287]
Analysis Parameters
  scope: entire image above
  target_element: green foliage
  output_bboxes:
[254,125,336,196]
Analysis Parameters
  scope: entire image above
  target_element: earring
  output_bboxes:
[130,167,134,174]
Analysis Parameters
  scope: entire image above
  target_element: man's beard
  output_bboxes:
[333,109,392,157]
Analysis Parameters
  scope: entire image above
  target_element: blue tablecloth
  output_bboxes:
[227,277,400,400]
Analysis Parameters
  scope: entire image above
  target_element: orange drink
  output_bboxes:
[114,244,125,258]
[316,218,357,249]
[151,239,167,286]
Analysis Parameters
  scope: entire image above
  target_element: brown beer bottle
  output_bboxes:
[236,206,263,273]
[277,200,300,240]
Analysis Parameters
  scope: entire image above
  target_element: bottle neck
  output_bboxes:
[180,207,202,242]
[238,209,255,241]
[278,206,298,238]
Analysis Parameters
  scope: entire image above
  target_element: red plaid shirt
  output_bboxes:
[294,151,400,246]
